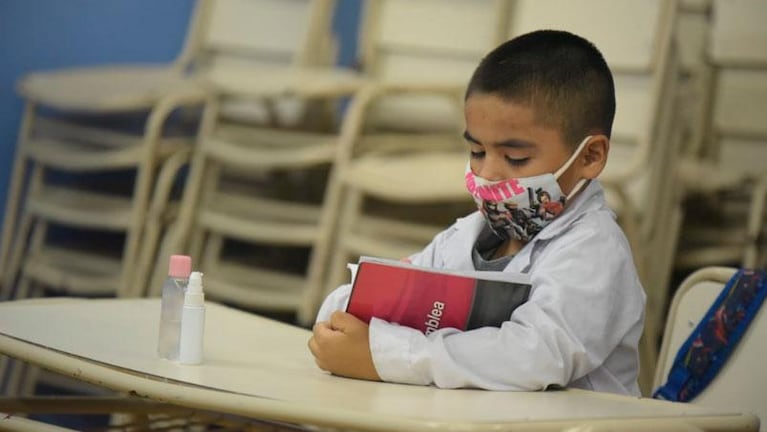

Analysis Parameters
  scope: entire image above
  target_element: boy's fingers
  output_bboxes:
[329,311,356,332]
[308,337,328,371]
[307,335,318,356]
[312,321,335,339]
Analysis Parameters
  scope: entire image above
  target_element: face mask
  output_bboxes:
[465,136,591,242]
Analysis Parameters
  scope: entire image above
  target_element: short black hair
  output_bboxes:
[466,30,615,147]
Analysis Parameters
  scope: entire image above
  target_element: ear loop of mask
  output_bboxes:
[554,135,592,201]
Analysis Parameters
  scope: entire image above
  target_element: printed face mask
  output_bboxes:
[465,136,591,242]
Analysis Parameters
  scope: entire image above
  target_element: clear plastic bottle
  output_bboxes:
[179,271,205,365]
[157,255,192,360]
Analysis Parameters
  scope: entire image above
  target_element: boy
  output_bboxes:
[308,30,645,396]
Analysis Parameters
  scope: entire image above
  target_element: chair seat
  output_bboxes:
[199,191,322,245]
[203,260,306,310]
[677,158,749,193]
[204,127,338,169]
[27,186,135,230]
[343,152,468,202]
[204,64,366,98]
[674,245,745,269]
[343,215,440,260]
[24,136,188,171]
[23,246,122,296]
[32,115,192,153]
[18,65,206,112]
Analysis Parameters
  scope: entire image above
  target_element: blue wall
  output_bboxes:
[0,0,361,229]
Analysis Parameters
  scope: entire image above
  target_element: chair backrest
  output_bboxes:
[357,0,508,132]
[654,267,767,427]
[706,0,767,179]
[178,0,335,73]
[178,0,339,127]
[507,0,675,144]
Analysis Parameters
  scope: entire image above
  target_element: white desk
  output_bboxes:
[0,298,759,432]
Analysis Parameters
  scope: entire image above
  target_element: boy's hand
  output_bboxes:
[308,311,381,381]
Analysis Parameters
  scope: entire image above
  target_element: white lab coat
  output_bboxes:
[317,180,645,395]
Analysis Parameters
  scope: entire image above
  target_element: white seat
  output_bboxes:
[653,266,766,431]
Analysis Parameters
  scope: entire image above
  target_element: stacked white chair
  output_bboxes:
[0,1,211,398]
[505,0,684,394]
[675,0,767,272]
[152,0,363,327]
[0,0,343,397]
[316,0,510,311]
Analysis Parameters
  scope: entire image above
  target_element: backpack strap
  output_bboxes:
[653,269,767,402]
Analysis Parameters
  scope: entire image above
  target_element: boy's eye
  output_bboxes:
[506,156,529,167]
[469,150,485,159]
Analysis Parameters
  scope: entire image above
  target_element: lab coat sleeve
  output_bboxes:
[315,283,352,323]
[369,222,645,390]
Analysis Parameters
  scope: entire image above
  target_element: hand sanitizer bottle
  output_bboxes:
[178,271,205,365]
[157,255,192,360]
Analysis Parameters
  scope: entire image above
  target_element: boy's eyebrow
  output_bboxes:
[463,130,536,149]
[463,131,481,144]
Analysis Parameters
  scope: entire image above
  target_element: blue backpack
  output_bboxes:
[653,269,767,402]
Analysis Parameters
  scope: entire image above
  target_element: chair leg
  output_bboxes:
[2,157,48,302]
[298,166,347,325]
[604,184,659,395]
[743,176,767,269]
[18,363,41,397]
[151,148,213,298]
[0,355,9,394]
[4,359,30,397]
[12,217,49,302]
[1,212,38,301]
[187,164,220,269]
[149,101,220,295]
[199,232,221,272]
[118,163,157,299]
[133,149,192,297]
[323,187,363,302]
[120,97,188,299]
[0,102,36,297]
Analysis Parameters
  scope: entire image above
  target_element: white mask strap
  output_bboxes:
[554,135,592,179]
[566,178,588,201]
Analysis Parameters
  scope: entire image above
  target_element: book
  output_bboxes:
[345,256,532,334]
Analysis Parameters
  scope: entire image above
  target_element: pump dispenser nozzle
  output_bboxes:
[185,271,205,307]
[178,271,205,364]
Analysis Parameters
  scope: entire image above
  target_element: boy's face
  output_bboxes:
[464,93,583,197]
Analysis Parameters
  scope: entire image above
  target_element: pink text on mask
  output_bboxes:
[465,171,526,201]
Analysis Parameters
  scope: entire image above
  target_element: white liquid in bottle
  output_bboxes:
[179,271,205,365]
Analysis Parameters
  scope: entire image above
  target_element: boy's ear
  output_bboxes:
[580,134,609,179]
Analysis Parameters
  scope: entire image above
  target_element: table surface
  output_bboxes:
[0,298,759,432]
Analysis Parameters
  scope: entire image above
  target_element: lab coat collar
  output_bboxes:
[446,180,610,273]
[533,180,608,241]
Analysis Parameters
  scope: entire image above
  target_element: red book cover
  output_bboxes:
[346,257,531,334]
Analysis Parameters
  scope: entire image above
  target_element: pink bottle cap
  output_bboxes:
[168,255,192,278]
